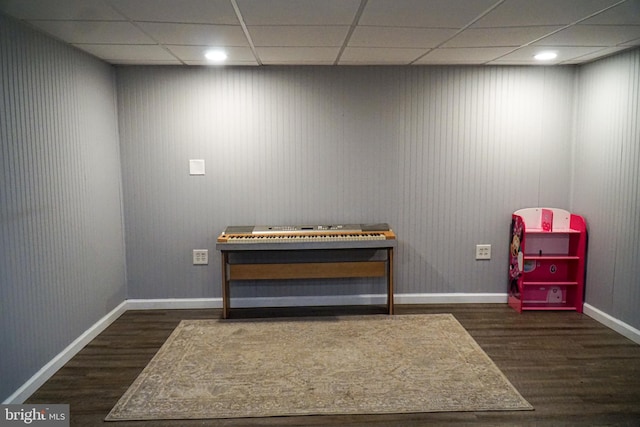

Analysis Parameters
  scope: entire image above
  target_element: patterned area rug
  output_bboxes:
[106,314,532,420]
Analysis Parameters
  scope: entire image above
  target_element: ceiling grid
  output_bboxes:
[0,0,638,65]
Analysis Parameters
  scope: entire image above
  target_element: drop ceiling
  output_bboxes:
[1,0,639,66]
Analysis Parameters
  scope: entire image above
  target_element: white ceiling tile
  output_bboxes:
[359,0,500,28]
[443,26,562,48]
[183,59,260,66]
[108,0,238,24]
[0,0,123,20]
[489,45,605,64]
[111,60,183,65]
[339,47,427,64]
[74,44,180,63]
[582,0,640,25]
[621,37,640,46]
[236,0,361,25]
[28,21,155,44]
[248,26,350,47]
[256,47,340,64]
[415,47,516,64]
[561,46,635,63]
[349,26,458,48]
[472,0,621,27]
[137,22,248,46]
[535,25,640,46]
[167,45,256,62]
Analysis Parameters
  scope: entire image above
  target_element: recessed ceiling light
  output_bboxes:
[204,49,227,63]
[534,51,557,61]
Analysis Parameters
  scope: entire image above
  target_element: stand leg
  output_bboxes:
[387,248,394,315]
[221,252,230,319]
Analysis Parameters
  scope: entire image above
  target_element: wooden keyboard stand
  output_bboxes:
[216,233,396,319]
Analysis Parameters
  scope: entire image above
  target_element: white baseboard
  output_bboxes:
[230,294,385,308]
[3,301,128,404]
[395,293,508,304]
[123,293,508,309]
[126,298,220,310]
[583,303,640,345]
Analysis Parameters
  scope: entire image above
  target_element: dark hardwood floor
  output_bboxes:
[26,304,640,426]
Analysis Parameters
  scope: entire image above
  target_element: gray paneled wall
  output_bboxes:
[117,65,576,300]
[573,48,640,330]
[0,15,126,401]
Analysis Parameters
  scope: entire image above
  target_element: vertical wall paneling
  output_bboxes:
[0,15,126,401]
[116,65,576,300]
[391,66,575,295]
[573,48,640,329]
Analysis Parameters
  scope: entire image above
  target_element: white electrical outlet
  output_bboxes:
[193,249,208,265]
[475,244,491,260]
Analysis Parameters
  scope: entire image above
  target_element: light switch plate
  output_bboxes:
[189,159,205,175]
